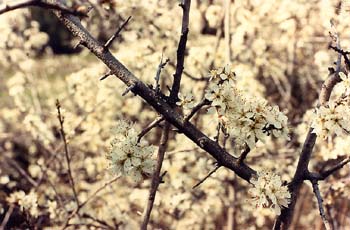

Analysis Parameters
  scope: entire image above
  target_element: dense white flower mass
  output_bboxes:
[249,170,291,215]
[205,65,290,149]
[311,101,350,139]
[107,120,156,182]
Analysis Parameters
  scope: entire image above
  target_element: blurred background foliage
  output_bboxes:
[1,0,350,229]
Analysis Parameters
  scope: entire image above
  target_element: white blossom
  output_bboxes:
[108,120,156,182]
[249,170,291,215]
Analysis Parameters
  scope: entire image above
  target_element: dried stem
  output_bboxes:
[56,100,80,207]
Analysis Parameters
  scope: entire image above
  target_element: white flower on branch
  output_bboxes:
[107,120,156,182]
[205,66,290,149]
[311,101,350,139]
[176,92,196,110]
[249,170,291,215]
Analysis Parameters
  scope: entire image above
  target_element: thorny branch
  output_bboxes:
[3,2,350,230]
[0,0,88,17]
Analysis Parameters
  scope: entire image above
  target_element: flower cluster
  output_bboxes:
[107,120,156,182]
[205,65,290,149]
[7,190,39,217]
[248,170,291,215]
[311,101,350,139]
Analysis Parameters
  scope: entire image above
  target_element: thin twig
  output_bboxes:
[141,122,170,230]
[5,157,38,187]
[192,164,221,189]
[307,158,350,181]
[311,180,331,230]
[0,205,14,230]
[154,53,170,92]
[238,145,251,164]
[224,0,231,63]
[168,62,209,81]
[329,45,350,70]
[183,99,210,122]
[78,176,120,210]
[56,100,80,207]
[321,158,350,179]
[137,117,164,143]
[61,176,119,229]
[214,123,221,143]
[0,0,88,16]
[104,16,132,50]
[168,0,191,106]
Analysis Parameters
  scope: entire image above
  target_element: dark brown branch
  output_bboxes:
[192,164,221,189]
[0,0,88,17]
[168,0,191,106]
[56,100,79,207]
[311,180,331,230]
[238,145,251,164]
[183,99,210,122]
[138,117,165,143]
[54,10,256,182]
[275,54,344,230]
[307,158,350,181]
[141,122,170,230]
[169,61,209,81]
[104,16,132,50]
[329,45,350,70]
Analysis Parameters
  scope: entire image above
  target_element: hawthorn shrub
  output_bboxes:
[1,1,350,229]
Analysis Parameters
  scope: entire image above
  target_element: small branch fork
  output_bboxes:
[183,98,211,122]
[274,25,348,229]
[137,116,165,143]
[0,0,88,17]
[104,16,132,50]
[56,100,80,208]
